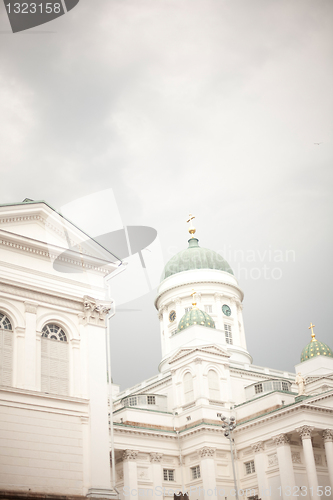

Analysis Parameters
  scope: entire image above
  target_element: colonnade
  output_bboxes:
[252,427,333,500]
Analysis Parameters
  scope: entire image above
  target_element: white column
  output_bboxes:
[23,301,38,390]
[297,426,320,500]
[273,434,296,500]
[122,450,138,499]
[252,442,270,499]
[150,453,163,499]
[323,430,333,489]
[83,314,116,499]
[198,447,217,495]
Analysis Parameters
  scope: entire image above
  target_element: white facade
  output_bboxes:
[111,237,333,500]
[0,200,124,499]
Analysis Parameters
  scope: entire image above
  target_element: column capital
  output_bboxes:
[297,425,314,440]
[198,447,215,458]
[323,429,333,443]
[79,296,112,326]
[273,434,290,446]
[150,452,163,463]
[252,441,264,453]
[123,450,138,461]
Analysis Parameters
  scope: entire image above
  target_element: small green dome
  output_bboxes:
[177,307,215,332]
[300,338,333,362]
[161,238,233,281]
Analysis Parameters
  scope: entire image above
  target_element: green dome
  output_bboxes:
[300,338,333,362]
[161,238,234,281]
[177,307,215,332]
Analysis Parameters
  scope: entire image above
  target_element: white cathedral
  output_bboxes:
[0,201,333,500]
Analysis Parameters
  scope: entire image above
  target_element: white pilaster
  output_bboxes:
[71,338,81,397]
[323,430,333,489]
[123,450,138,499]
[198,447,217,495]
[23,301,38,390]
[273,434,296,500]
[297,426,320,500]
[83,311,116,499]
[14,327,25,388]
[150,453,163,499]
[252,442,270,498]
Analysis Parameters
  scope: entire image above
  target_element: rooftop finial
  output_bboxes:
[308,322,316,341]
[187,213,196,238]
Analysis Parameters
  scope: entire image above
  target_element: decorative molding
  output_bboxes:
[268,454,278,466]
[251,441,264,453]
[198,447,215,458]
[117,469,124,481]
[80,296,112,325]
[14,326,25,338]
[24,300,38,314]
[150,452,163,463]
[323,429,333,443]
[0,234,109,274]
[296,425,314,440]
[80,416,89,424]
[0,281,84,311]
[273,434,290,446]
[314,454,322,466]
[194,357,203,364]
[291,452,301,464]
[122,450,138,461]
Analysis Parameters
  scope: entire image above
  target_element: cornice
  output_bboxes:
[0,229,116,274]
[0,280,85,312]
[235,401,333,432]
[154,280,243,310]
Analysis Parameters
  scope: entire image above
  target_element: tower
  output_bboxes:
[155,216,252,372]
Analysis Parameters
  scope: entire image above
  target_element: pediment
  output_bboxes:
[0,201,120,265]
[305,389,333,408]
[169,344,230,365]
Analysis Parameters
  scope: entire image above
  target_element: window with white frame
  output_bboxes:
[205,305,212,313]
[163,469,175,481]
[224,324,233,344]
[191,465,201,480]
[245,461,255,474]
[128,396,137,406]
[171,329,177,336]
[0,312,13,386]
[41,323,69,396]
[282,381,289,391]
[183,372,194,403]
[254,383,263,394]
[184,307,192,313]
[147,395,155,405]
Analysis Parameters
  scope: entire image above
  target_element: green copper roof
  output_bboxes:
[161,238,234,281]
[300,338,333,362]
[177,307,215,332]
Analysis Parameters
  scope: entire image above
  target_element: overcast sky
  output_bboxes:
[1,0,332,390]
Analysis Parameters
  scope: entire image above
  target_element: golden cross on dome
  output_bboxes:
[187,213,196,237]
[308,322,316,341]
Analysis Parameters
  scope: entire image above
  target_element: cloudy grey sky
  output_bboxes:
[1,0,332,389]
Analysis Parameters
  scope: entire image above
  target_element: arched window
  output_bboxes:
[183,372,194,403]
[0,312,13,386]
[41,323,69,396]
[208,370,220,400]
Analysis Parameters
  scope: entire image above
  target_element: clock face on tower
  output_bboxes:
[169,310,176,322]
[222,304,231,316]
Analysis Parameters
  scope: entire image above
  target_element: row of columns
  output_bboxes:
[252,427,333,500]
